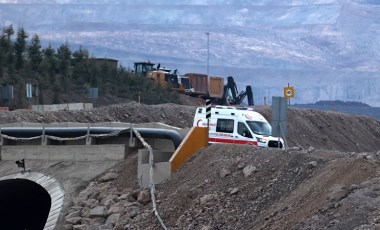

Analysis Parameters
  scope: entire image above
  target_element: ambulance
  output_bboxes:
[193,106,284,148]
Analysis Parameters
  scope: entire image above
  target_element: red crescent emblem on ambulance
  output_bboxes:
[245,114,252,120]
[197,118,202,127]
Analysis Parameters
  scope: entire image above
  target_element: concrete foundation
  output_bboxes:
[137,149,172,188]
[0,122,189,188]
[32,103,93,112]
[1,145,127,161]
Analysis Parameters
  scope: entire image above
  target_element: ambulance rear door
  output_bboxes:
[209,118,235,144]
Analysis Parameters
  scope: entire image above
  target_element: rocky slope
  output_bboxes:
[1,101,380,229]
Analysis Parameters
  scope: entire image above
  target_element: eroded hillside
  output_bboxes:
[2,102,379,152]
[1,102,380,229]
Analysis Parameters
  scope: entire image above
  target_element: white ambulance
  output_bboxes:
[193,105,284,148]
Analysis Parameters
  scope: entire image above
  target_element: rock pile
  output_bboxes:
[1,101,380,229]
[62,171,151,230]
[61,145,380,229]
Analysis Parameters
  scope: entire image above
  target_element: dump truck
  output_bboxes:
[184,73,224,99]
[134,61,253,106]
[185,73,209,96]
[209,76,224,99]
[178,75,194,94]
[184,73,253,106]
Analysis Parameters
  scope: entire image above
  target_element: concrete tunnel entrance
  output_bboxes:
[0,178,51,229]
[0,172,65,230]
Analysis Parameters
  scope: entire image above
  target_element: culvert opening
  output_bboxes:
[0,178,51,229]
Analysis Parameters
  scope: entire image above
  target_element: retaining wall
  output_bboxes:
[32,103,93,112]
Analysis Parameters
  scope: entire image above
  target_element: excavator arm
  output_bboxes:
[222,76,254,106]
[235,86,254,106]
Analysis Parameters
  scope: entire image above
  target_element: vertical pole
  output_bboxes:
[129,123,134,147]
[206,32,210,77]
[205,99,211,145]
[206,32,210,97]
[207,118,210,144]
[86,123,91,145]
[36,81,39,105]
[0,124,2,146]
[42,123,46,145]
[288,83,290,107]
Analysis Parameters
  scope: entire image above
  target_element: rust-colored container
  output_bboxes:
[209,76,224,99]
[185,73,209,95]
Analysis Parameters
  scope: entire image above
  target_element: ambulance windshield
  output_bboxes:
[246,121,271,136]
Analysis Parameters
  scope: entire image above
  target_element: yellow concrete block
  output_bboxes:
[170,127,208,172]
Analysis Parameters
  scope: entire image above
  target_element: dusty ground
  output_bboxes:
[132,146,380,230]
[1,100,380,229]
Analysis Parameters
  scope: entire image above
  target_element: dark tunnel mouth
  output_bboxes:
[0,178,51,230]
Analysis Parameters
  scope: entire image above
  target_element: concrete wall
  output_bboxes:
[144,138,175,152]
[1,145,126,161]
[32,103,93,112]
[137,149,172,188]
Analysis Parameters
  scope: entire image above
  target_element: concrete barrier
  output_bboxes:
[169,127,208,172]
[32,103,93,112]
[137,149,172,188]
[1,145,126,161]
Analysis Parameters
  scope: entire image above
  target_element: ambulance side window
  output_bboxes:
[238,122,253,138]
[216,119,234,133]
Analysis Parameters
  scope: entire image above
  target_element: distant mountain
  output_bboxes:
[293,100,380,121]
[0,0,379,106]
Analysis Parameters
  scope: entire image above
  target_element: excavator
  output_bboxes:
[134,62,253,106]
[217,76,254,106]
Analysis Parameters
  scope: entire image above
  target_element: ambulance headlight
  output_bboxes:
[256,137,267,143]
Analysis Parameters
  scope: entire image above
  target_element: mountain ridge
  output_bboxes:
[0,0,379,106]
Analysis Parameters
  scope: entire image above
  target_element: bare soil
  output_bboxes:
[132,146,380,230]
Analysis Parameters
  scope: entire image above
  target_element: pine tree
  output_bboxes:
[72,46,90,84]
[41,44,57,84]
[57,41,71,76]
[0,25,15,76]
[14,26,28,70]
[28,34,42,72]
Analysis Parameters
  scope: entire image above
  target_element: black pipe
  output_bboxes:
[133,128,183,149]
[0,127,183,149]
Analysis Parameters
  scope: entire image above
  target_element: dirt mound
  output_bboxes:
[253,106,380,152]
[1,102,380,229]
[0,102,195,129]
[2,102,379,152]
[130,145,380,229]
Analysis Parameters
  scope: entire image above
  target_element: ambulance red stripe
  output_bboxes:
[209,137,258,146]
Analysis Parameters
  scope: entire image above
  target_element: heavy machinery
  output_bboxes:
[221,76,254,106]
[134,61,193,93]
[184,73,224,98]
[185,73,253,106]
[134,61,253,106]
[134,61,155,75]
[177,75,194,94]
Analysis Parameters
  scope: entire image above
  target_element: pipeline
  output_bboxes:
[0,126,183,149]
